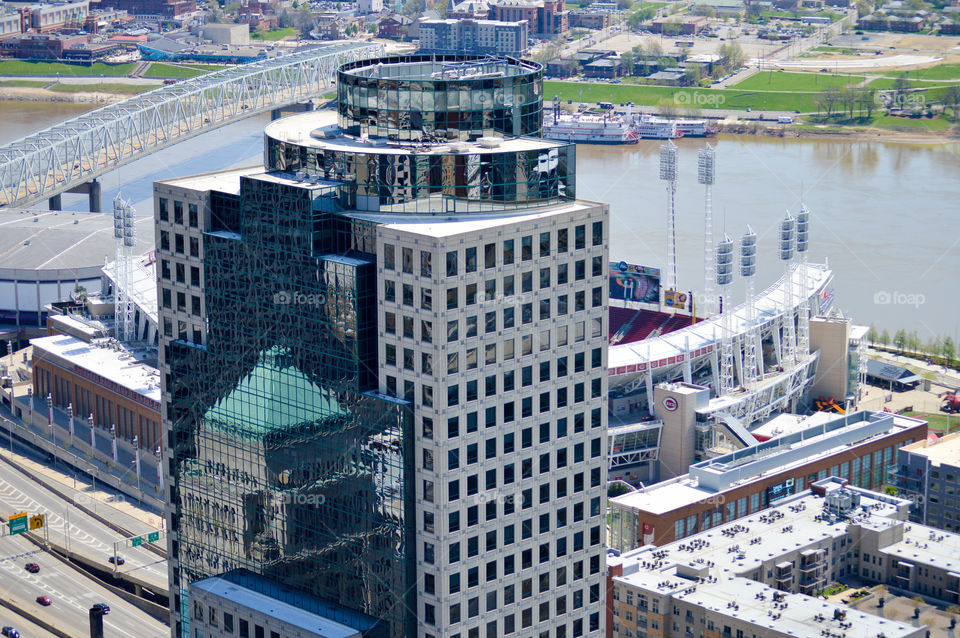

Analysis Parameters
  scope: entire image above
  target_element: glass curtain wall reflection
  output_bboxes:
[166,176,416,638]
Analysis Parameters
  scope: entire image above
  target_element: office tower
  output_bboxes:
[158,54,608,638]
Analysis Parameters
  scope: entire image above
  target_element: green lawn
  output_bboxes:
[885,63,960,82]
[733,71,864,92]
[0,79,49,88]
[0,60,136,76]
[871,114,954,132]
[251,27,296,40]
[902,411,960,432]
[49,82,155,94]
[867,76,951,90]
[545,80,819,112]
[143,63,207,79]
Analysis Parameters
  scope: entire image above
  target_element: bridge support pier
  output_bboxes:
[271,100,316,121]
[47,179,102,213]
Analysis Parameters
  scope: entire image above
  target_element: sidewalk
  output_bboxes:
[0,446,163,532]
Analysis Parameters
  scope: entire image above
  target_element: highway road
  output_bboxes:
[0,533,167,637]
[0,463,167,592]
[0,602,56,638]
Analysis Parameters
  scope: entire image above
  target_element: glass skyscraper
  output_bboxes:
[158,54,608,638]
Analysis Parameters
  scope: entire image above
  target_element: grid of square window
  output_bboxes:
[378,206,609,638]
[156,191,205,346]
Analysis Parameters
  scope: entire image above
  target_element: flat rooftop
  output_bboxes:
[0,208,154,272]
[613,486,925,638]
[611,411,925,515]
[265,110,563,155]
[30,334,160,405]
[192,576,360,638]
[349,199,606,239]
[900,431,960,468]
[102,252,158,326]
[157,164,260,195]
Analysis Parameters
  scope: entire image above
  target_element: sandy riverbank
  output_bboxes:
[718,120,960,144]
[0,85,140,104]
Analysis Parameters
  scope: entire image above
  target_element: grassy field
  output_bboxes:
[545,80,820,111]
[251,27,296,40]
[884,63,960,82]
[733,71,864,92]
[0,60,136,76]
[143,63,208,79]
[871,113,954,131]
[48,82,154,94]
[0,79,49,88]
[902,411,960,432]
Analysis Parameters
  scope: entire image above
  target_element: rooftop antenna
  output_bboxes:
[660,140,679,294]
[779,211,796,368]
[740,226,760,385]
[698,144,717,316]
[716,234,736,394]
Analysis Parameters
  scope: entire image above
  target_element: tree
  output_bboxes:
[717,42,744,70]
[894,328,907,352]
[867,325,879,344]
[296,4,315,36]
[879,329,890,346]
[626,5,656,28]
[684,64,701,86]
[855,0,872,15]
[691,4,716,16]
[944,84,960,120]
[892,76,910,111]
[279,8,293,27]
[943,336,956,362]
[621,51,636,76]
[401,0,426,16]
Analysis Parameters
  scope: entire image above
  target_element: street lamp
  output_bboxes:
[27,386,32,426]
[133,434,141,504]
[67,403,74,448]
[88,413,95,449]
[110,424,117,464]
[47,392,54,450]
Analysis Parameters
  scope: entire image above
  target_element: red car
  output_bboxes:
[35,596,51,606]
[24,563,39,574]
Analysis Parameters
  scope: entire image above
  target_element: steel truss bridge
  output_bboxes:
[0,41,382,210]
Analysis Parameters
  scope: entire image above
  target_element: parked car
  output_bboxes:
[24,563,39,573]
[35,596,51,606]
[108,556,125,565]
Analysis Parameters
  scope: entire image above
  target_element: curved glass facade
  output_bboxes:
[337,54,543,142]
[266,137,576,214]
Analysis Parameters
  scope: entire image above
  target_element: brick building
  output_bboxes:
[489,0,566,35]
[608,410,927,549]
[31,334,162,451]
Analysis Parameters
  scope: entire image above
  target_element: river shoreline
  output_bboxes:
[0,85,143,105]
[2,86,958,144]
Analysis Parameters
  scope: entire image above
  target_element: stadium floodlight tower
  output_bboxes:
[660,140,679,293]
[779,211,796,368]
[698,144,717,317]
[716,233,736,393]
[112,194,136,343]
[795,205,811,356]
[740,226,760,385]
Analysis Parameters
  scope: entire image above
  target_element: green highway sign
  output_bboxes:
[147,532,160,543]
[8,513,27,536]
[131,536,143,547]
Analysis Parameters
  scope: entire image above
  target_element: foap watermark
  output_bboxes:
[273,290,327,307]
[675,91,725,107]
[876,91,926,110]
[873,290,925,308]
[467,488,528,509]
[280,492,326,505]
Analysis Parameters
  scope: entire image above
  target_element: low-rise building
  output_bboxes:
[23,0,90,33]
[891,431,960,532]
[568,9,614,29]
[651,15,707,34]
[417,17,528,55]
[189,569,366,638]
[608,410,927,550]
[446,0,490,18]
[376,13,412,38]
[608,479,957,638]
[0,10,22,37]
[31,333,162,450]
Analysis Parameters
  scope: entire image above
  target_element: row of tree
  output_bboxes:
[866,325,957,363]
